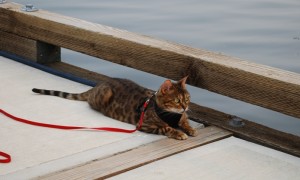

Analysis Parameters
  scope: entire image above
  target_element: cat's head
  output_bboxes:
[155,76,190,113]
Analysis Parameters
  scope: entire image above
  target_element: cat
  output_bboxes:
[32,76,198,140]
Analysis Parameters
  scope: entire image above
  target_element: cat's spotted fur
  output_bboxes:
[32,76,197,140]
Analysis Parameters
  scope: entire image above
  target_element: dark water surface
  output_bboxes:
[14,0,300,135]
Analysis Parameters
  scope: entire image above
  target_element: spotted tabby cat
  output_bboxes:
[32,76,197,140]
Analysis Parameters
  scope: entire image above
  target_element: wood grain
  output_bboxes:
[0,31,60,63]
[188,103,300,158]
[41,126,231,179]
[44,62,300,157]
[1,3,300,119]
[0,30,37,60]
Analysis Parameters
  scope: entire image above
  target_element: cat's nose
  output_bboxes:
[184,106,188,111]
[183,107,189,112]
[181,104,187,111]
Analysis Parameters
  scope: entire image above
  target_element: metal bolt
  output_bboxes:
[229,116,245,127]
[21,4,38,12]
[0,0,7,4]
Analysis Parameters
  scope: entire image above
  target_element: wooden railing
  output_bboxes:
[1,2,300,156]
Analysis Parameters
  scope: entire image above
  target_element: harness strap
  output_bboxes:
[154,101,182,128]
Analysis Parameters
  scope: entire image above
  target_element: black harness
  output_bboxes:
[153,101,182,128]
[137,97,182,128]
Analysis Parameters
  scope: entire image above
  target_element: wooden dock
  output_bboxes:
[1,2,300,179]
[0,57,228,178]
[1,57,299,179]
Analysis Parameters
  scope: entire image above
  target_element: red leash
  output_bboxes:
[0,151,11,163]
[0,97,152,164]
[0,108,144,133]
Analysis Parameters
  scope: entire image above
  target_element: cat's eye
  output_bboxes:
[185,96,190,102]
[174,98,180,103]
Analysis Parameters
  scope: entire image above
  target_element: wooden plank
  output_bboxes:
[0,30,37,61]
[40,126,231,179]
[0,31,60,63]
[106,137,300,180]
[44,62,300,157]
[46,62,111,84]
[1,3,300,119]
[188,103,300,158]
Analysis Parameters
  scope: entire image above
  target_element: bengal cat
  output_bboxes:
[32,76,197,140]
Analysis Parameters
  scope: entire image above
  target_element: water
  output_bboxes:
[13,0,300,135]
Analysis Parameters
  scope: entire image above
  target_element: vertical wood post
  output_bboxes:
[36,40,61,64]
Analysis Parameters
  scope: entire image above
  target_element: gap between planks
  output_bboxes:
[40,126,231,180]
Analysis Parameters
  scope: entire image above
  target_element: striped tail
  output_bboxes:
[32,88,88,101]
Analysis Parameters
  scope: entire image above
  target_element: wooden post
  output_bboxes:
[0,31,60,63]
[36,40,61,64]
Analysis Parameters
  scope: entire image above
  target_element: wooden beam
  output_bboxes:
[188,103,300,158]
[0,31,60,63]
[41,126,231,179]
[44,62,300,157]
[0,30,36,61]
[0,3,300,119]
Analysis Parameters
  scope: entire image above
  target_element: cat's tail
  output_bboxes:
[32,88,89,101]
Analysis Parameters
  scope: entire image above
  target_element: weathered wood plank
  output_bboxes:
[0,30,37,61]
[1,3,300,119]
[188,103,300,157]
[46,62,111,84]
[0,31,60,63]
[44,62,300,157]
[41,126,231,179]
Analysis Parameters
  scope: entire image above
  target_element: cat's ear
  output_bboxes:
[160,80,173,94]
[178,76,188,88]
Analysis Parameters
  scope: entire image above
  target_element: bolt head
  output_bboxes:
[21,4,38,12]
[26,4,33,9]
[229,116,245,127]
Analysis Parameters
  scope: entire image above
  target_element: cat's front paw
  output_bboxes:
[186,128,198,137]
[173,131,188,140]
